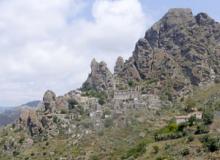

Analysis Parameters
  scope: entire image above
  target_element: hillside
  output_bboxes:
[0,8,220,160]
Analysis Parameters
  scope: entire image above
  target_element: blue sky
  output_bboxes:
[140,0,220,21]
[0,0,219,106]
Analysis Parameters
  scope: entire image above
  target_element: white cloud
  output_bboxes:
[0,0,154,106]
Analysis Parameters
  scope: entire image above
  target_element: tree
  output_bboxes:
[185,98,196,112]
[201,135,220,152]
[188,115,196,126]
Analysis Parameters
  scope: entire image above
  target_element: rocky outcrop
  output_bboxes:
[19,108,42,136]
[114,56,124,75]
[43,90,56,113]
[115,8,220,95]
[82,59,114,91]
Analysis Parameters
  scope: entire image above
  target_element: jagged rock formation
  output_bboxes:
[43,90,56,113]
[19,108,42,136]
[115,8,220,96]
[114,56,124,75]
[82,58,114,91]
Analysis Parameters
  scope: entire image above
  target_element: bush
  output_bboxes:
[128,80,135,87]
[185,98,196,112]
[155,121,186,141]
[187,135,194,142]
[188,115,196,126]
[98,97,106,105]
[195,124,209,134]
[104,118,113,128]
[152,145,159,154]
[155,132,185,141]
[60,109,68,114]
[83,90,107,105]
[13,151,20,156]
[90,155,99,160]
[200,135,220,152]
[181,148,190,156]
[18,136,25,144]
[121,141,147,159]
[202,109,214,125]
[68,99,78,110]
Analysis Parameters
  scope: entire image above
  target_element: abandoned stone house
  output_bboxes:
[175,111,203,124]
[113,89,140,100]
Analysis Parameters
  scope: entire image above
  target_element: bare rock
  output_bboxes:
[114,56,124,75]
[43,90,56,113]
[82,58,114,91]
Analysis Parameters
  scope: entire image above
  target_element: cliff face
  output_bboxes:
[114,8,220,95]
[82,58,114,91]
[82,9,220,97]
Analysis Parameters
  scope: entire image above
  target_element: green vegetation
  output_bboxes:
[82,89,108,105]
[68,99,78,110]
[121,141,147,159]
[202,109,214,125]
[185,97,196,112]
[104,118,113,128]
[154,121,186,141]
[201,135,220,152]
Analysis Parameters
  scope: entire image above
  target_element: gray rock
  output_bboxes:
[116,8,220,95]
[43,90,56,113]
[82,58,114,91]
[114,56,124,75]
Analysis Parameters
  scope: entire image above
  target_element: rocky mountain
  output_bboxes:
[1,8,220,160]
[82,8,220,100]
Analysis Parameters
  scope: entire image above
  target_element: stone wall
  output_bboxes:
[114,90,140,100]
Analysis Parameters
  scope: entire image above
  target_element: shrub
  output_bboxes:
[202,109,214,125]
[200,135,220,152]
[104,118,113,128]
[152,145,159,154]
[68,99,78,110]
[155,132,185,141]
[185,98,196,112]
[98,97,105,105]
[18,136,25,144]
[155,121,186,141]
[60,109,68,114]
[121,141,147,159]
[187,135,194,142]
[188,115,196,126]
[128,80,135,87]
[181,148,190,156]
[83,90,107,105]
[53,116,59,123]
[90,155,99,160]
[195,124,209,134]
[13,151,20,156]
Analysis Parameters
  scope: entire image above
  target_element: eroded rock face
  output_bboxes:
[55,96,69,111]
[82,59,114,91]
[19,108,42,136]
[43,90,56,113]
[116,8,220,93]
[114,56,124,75]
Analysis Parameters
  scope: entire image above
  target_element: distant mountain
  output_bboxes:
[0,100,41,127]
[22,100,41,107]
